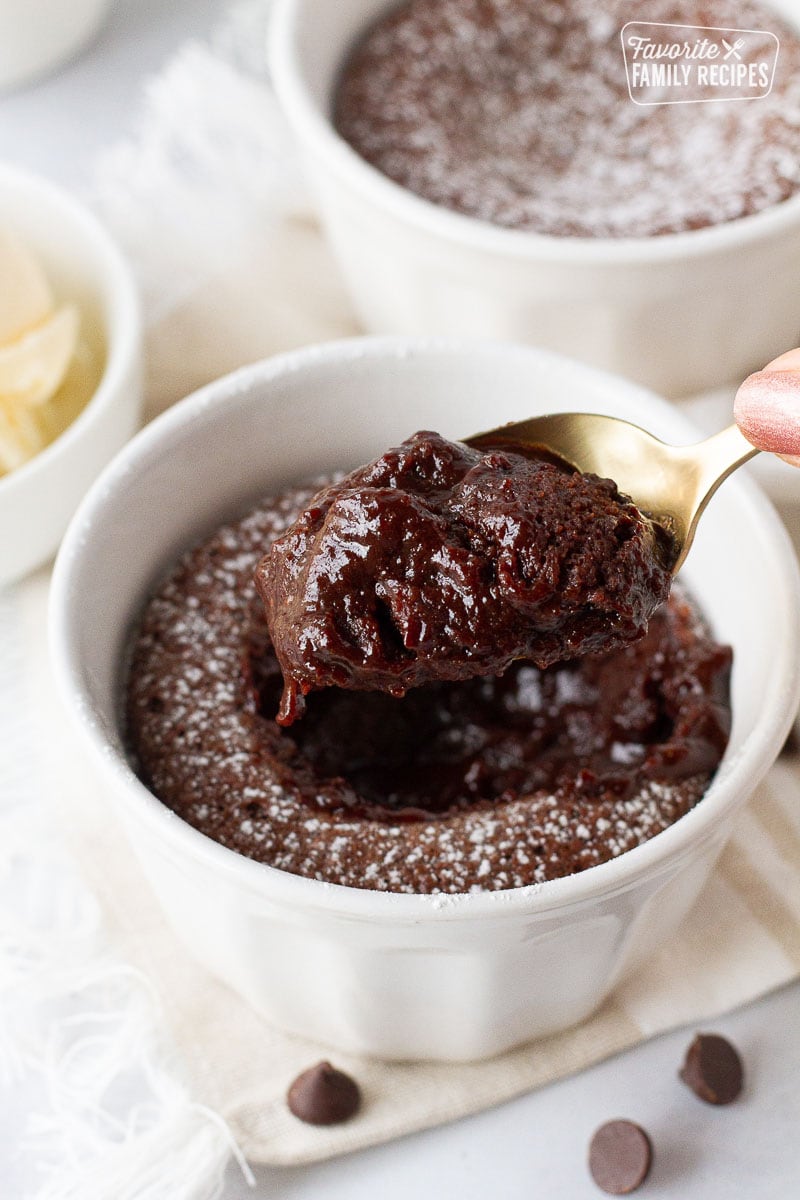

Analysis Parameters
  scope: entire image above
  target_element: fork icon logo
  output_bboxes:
[722,37,745,60]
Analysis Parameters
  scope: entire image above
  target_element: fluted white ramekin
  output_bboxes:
[269,0,800,399]
[50,338,800,1060]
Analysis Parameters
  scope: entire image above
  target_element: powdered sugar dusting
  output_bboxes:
[335,0,800,238]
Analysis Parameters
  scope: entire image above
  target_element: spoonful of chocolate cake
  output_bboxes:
[256,412,757,726]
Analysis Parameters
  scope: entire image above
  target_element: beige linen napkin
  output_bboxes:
[16,568,800,1166]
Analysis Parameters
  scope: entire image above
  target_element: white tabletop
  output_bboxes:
[1,3,799,1196]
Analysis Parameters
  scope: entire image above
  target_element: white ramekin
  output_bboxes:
[269,0,800,399]
[50,338,800,1061]
[0,164,142,587]
[0,0,110,92]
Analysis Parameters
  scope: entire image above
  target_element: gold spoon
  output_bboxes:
[468,416,758,574]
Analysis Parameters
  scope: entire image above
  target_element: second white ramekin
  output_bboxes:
[269,0,800,399]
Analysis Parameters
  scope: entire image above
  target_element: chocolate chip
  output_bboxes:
[287,1060,361,1125]
[588,1120,653,1195]
[679,1033,743,1105]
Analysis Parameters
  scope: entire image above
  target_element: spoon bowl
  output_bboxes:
[469,415,759,573]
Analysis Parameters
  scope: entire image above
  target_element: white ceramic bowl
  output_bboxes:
[50,338,800,1061]
[0,165,142,587]
[269,0,800,399]
[0,0,110,91]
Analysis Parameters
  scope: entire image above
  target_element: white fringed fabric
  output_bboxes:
[0,586,254,1199]
[90,0,353,420]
